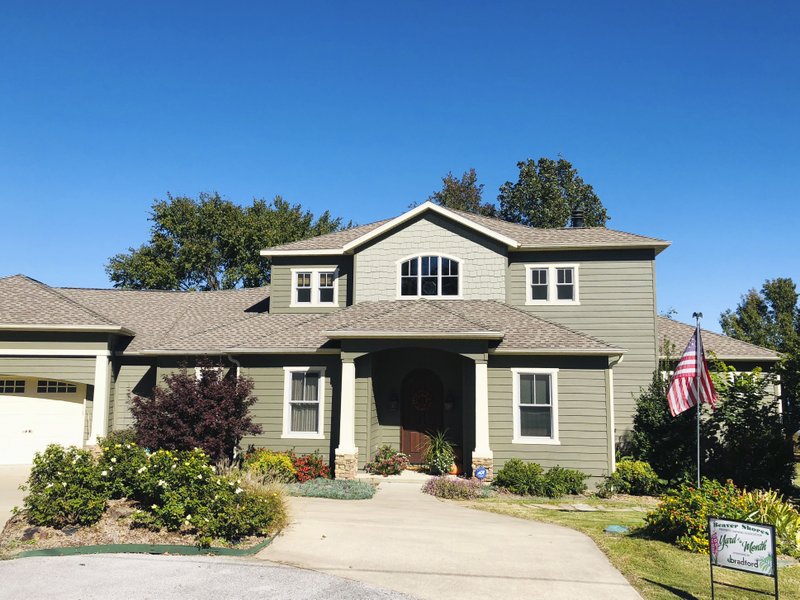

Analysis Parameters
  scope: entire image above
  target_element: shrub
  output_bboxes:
[97,437,148,499]
[423,431,455,475]
[494,459,588,498]
[289,450,330,482]
[644,478,800,557]
[422,476,486,500]
[597,458,663,498]
[243,449,296,483]
[23,445,108,527]
[288,478,376,500]
[131,362,262,461]
[544,466,589,496]
[364,445,409,476]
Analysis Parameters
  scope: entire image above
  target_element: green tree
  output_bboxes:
[427,169,496,216]
[498,157,609,228]
[106,193,346,290]
[720,277,800,433]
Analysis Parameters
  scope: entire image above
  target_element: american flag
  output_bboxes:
[667,327,718,416]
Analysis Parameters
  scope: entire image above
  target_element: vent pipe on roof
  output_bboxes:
[570,209,585,228]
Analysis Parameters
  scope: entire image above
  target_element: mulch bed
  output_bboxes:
[0,500,265,559]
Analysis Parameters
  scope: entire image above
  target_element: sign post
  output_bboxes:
[708,517,778,599]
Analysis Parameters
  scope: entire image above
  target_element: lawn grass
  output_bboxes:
[467,495,800,600]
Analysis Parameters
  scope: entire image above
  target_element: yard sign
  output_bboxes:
[708,517,778,599]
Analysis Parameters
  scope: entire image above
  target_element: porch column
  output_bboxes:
[335,356,358,479]
[88,354,110,445]
[471,356,494,480]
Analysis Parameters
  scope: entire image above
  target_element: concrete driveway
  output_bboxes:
[259,478,640,600]
[0,465,29,528]
[0,554,413,600]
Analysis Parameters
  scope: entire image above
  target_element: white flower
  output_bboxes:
[197,474,203,480]
[151,504,158,510]
[158,479,166,487]
[185,514,192,521]
[45,483,53,489]
[109,466,114,472]
[101,470,108,476]
[235,487,243,495]
[62,482,67,487]
[137,466,147,474]
[110,457,117,463]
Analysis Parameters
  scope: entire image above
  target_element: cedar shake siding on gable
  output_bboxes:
[507,248,659,438]
[353,213,507,302]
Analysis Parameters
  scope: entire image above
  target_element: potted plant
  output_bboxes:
[423,430,456,475]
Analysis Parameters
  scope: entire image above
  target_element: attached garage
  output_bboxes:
[0,377,88,465]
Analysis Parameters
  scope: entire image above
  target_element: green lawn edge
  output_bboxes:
[8,536,273,560]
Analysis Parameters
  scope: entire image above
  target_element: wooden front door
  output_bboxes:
[401,369,444,464]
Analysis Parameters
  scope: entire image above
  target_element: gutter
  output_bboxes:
[0,324,135,336]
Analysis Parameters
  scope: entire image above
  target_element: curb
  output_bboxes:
[8,537,273,560]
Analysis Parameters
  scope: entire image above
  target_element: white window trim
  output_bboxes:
[290,268,339,307]
[395,253,463,300]
[282,366,326,439]
[524,263,580,305]
[511,367,560,445]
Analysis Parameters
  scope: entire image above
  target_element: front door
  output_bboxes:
[400,369,444,464]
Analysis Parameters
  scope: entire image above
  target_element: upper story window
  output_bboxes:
[399,255,460,298]
[292,268,338,307]
[524,264,579,305]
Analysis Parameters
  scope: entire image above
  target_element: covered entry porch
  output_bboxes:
[331,338,496,480]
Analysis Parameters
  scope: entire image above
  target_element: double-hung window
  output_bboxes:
[512,368,559,444]
[525,264,579,305]
[399,255,460,298]
[283,368,325,438]
[292,268,338,307]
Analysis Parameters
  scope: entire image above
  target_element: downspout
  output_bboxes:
[605,354,624,473]
[226,354,243,462]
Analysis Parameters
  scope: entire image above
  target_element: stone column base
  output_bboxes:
[471,456,494,481]
[335,450,359,480]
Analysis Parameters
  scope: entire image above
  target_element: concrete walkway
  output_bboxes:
[0,465,29,529]
[258,478,641,600]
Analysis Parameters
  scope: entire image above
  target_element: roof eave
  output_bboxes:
[511,242,671,254]
[492,348,626,356]
[325,330,504,340]
[132,347,338,356]
[0,323,135,336]
[260,248,345,258]
[659,353,780,362]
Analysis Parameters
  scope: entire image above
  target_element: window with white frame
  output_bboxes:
[37,380,77,394]
[525,264,579,305]
[283,368,325,438]
[399,255,460,297]
[512,368,559,444]
[291,268,338,307]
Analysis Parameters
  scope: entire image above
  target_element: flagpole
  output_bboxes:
[692,311,703,487]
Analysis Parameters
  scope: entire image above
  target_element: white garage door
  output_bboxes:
[0,390,85,465]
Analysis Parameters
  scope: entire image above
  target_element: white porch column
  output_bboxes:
[472,356,493,478]
[88,354,110,445]
[335,357,358,479]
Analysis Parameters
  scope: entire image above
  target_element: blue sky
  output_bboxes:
[1,1,798,332]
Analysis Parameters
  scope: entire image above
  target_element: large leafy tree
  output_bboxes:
[720,277,800,432]
[427,169,496,216]
[106,193,346,290]
[498,157,609,228]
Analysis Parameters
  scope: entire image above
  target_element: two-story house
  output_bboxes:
[0,202,778,477]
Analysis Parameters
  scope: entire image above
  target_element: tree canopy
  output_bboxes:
[498,157,609,228]
[106,193,346,290]
[426,169,496,216]
[427,157,610,227]
[720,277,800,432]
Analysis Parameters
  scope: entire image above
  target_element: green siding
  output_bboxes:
[0,357,97,385]
[239,355,339,460]
[111,361,156,431]
[269,257,352,313]
[507,249,658,438]
[487,355,612,479]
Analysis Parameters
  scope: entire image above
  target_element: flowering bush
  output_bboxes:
[243,449,296,483]
[23,445,108,527]
[422,476,486,500]
[97,434,148,499]
[364,445,409,476]
[644,478,800,556]
[289,450,330,482]
[597,458,664,498]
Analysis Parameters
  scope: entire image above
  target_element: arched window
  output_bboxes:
[399,255,460,297]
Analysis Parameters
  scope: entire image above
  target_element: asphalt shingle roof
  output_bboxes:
[657,316,779,361]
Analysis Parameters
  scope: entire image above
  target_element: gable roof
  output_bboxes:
[0,275,133,334]
[656,316,780,362]
[261,201,670,256]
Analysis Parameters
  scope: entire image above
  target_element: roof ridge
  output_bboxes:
[59,285,270,294]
